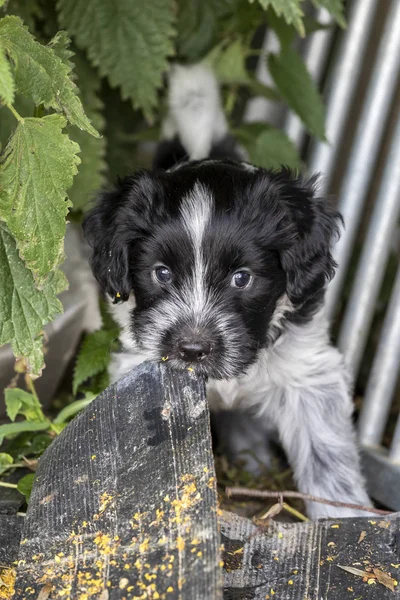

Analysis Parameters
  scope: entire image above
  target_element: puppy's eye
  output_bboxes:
[153,265,172,284]
[231,270,252,289]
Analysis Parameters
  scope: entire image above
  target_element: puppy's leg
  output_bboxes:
[269,365,372,519]
[211,409,275,474]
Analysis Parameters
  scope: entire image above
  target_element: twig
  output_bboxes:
[226,487,392,516]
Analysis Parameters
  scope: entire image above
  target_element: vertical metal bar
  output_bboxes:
[284,9,334,150]
[358,267,400,447]
[325,0,400,318]
[389,416,400,464]
[338,112,400,377]
[308,0,378,192]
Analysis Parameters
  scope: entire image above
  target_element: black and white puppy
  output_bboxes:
[83,64,371,518]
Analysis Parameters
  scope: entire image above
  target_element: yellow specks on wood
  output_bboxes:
[0,567,16,599]
[139,538,150,554]
[176,537,185,552]
[330,524,340,529]
[119,578,129,589]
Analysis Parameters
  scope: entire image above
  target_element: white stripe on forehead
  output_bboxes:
[180,181,213,245]
[179,182,213,316]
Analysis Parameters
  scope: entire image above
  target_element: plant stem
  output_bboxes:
[0,481,18,489]
[282,502,309,522]
[226,487,392,516]
[7,104,24,123]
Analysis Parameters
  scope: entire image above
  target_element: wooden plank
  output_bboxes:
[13,362,222,599]
[220,510,400,599]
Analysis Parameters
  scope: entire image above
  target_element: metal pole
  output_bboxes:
[308,0,378,192]
[338,112,400,377]
[358,267,400,448]
[389,415,400,464]
[325,0,400,318]
[284,9,334,150]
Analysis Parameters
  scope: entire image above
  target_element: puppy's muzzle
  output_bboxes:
[178,340,211,362]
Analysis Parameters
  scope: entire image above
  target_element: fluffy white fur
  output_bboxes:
[163,64,228,160]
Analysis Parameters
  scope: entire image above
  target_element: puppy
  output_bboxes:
[83,65,372,518]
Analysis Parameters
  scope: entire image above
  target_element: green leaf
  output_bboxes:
[73,328,118,395]
[177,0,236,61]
[0,220,67,375]
[248,79,280,101]
[237,124,301,169]
[0,114,80,280]
[2,0,44,33]
[266,6,296,47]
[0,95,33,152]
[268,46,326,139]
[0,41,14,105]
[250,0,305,36]
[54,392,97,424]
[0,452,13,475]
[5,432,52,460]
[0,420,51,445]
[5,388,45,422]
[312,0,346,28]
[0,16,99,136]
[207,39,250,85]
[17,472,35,502]
[56,0,175,118]
[68,52,106,211]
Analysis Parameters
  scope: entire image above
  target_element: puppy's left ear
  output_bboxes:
[278,172,343,306]
[82,171,160,302]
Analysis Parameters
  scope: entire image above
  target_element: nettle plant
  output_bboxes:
[0,0,344,487]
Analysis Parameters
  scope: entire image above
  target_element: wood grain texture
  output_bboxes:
[220,510,400,599]
[13,362,222,599]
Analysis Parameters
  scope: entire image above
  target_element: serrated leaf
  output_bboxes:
[250,0,305,36]
[238,125,301,169]
[312,0,346,28]
[0,220,67,375]
[73,328,118,395]
[56,0,175,119]
[0,452,13,475]
[0,114,80,279]
[268,46,326,139]
[0,41,14,105]
[0,420,51,446]
[207,39,250,85]
[17,472,35,502]
[68,52,106,211]
[0,16,99,136]
[177,0,236,61]
[5,431,52,459]
[5,388,44,422]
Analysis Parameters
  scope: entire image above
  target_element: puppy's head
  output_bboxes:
[83,162,341,379]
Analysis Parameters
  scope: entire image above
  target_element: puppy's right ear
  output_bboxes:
[83,171,160,302]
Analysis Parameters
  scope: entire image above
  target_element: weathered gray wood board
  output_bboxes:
[220,510,400,599]
[13,362,222,599]
[9,361,400,599]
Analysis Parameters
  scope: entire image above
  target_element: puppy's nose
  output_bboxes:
[178,341,211,362]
